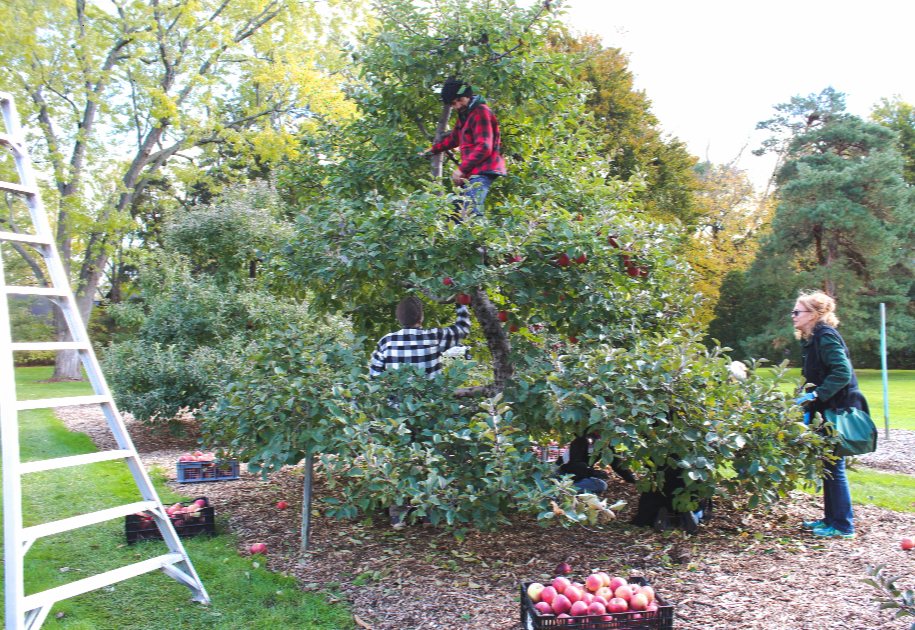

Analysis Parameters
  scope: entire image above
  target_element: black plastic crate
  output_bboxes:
[520,576,674,629]
[125,496,216,543]
[176,458,240,483]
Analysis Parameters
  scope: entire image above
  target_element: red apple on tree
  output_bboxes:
[442,276,453,286]
[455,293,472,305]
[555,253,571,267]
[509,324,519,333]
[497,311,508,322]
[574,253,587,265]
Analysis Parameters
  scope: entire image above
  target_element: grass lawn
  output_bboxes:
[3,367,353,629]
[773,368,915,431]
[847,467,915,513]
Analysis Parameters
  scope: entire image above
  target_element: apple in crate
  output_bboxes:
[527,583,545,603]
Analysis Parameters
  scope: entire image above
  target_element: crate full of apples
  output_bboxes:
[521,569,674,629]
[176,451,240,483]
[125,496,216,543]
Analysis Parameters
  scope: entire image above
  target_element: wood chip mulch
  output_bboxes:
[57,407,915,630]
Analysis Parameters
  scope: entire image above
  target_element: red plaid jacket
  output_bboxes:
[431,97,507,177]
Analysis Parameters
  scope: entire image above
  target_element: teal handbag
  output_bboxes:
[823,407,878,456]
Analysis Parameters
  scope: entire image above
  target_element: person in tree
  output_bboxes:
[793,290,867,539]
[369,296,471,379]
[420,79,507,218]
[369,296,472,528]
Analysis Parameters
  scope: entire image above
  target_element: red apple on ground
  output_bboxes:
[527,583,545,603]
[587,602,607,616]
[552,576,571,593]
[455,293,471,305]
[902,537,915,550]
[551,594,572,615]
[497,311,508,322]
[585,574,603,592]
[534,601,552,615]
[540,586,557,605]
[630,592,649,611]
[276,500,288,510]
[249,542,267,554]
[442,276,453,286]
[569,601,589,617]
[555,561,573,575]
[607,597,628,613]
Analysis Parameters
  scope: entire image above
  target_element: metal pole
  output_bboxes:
[880,303,890,440]
[300,453,314,552]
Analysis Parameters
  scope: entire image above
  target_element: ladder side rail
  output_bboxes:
[0,246,28,630]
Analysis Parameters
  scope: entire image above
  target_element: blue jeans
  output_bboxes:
[460,175,495,217]
[822,456,854,533]
[574,477,608,495]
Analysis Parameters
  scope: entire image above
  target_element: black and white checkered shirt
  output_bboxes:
[369,305,471,377]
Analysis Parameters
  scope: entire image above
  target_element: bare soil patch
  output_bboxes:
[57,407,915,629]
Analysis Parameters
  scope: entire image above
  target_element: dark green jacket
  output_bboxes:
[802,323,868,413]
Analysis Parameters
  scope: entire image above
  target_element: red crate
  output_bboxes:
[520,577,674,629]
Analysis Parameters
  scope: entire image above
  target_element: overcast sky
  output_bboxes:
[563,0,915,189]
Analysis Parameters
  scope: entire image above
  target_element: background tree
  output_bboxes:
[872,97,915,184]
[713,89,915,366]
[212,0,824,530]
[0,0,355,379]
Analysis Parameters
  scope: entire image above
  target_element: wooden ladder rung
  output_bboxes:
[0,230,51,246]
[0,180,37,196]
[21,500,159,542]
[21,553,185,613]
[19,449,135,474]
[3,286,70,298]
[10,341,90,352]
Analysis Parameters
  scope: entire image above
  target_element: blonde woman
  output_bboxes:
[791,290,869,539]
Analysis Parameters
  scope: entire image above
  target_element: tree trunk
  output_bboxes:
[455,288,514,398]
[431,104,452,179]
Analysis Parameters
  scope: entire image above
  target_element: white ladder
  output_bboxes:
[0,93,210,629]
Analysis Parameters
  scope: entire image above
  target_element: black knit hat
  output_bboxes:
[441,79,472,103]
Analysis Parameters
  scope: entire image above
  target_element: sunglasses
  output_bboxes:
[790,309,811,317]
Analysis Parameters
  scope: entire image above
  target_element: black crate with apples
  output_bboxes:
[520,576,674,630]
[125,496,216,543]
[176,458,240,483]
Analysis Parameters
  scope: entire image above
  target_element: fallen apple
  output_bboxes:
[276,500,289,510]
[902,537,914,550]
[249,542,267,555]
[555,561,572,575]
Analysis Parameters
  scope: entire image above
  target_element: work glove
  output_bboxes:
[794,391,817,406]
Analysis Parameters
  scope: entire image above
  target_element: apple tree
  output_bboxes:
[206,0,827,529]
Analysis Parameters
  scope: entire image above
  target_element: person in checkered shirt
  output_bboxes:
[420,79,507,218]
[369,296,472,378]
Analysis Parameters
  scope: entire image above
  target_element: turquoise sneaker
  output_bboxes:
[811,524,855,539]
[801,519,825,530]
